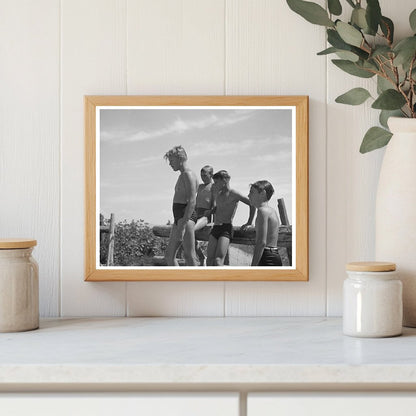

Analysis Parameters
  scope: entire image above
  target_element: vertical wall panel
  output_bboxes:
[0,1,60,317]
[125,0,226,316]
[326,0,416,316]
[126,0,225,95]
[61,0,127,316]
[224,0,327,315]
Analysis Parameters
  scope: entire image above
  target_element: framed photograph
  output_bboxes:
[85,96,308,281]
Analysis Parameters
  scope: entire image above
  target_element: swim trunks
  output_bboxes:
[172,203,197,225]
[189,209,198,223]
[191,207,212,223]
[173,203,186,225]
[258,247,282,266]
[210,223,233,240]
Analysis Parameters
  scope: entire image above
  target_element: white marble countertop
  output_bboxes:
[1,317,416,390]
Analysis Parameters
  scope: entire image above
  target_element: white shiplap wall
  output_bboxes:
[0,1,61,316]
[1,0,412,317]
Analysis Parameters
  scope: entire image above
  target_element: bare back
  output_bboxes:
[173,169,198,204]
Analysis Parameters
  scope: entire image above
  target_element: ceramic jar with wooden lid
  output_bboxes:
[343,262,402,338]
[0,239,39,332]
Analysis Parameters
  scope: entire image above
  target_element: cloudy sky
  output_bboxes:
[99,107,294,227]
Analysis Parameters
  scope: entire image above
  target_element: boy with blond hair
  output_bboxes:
[164,145,198,266]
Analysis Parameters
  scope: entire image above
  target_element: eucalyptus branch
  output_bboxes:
[411,74,416,108]
[375,57,399,89]
[377,24,393,48]
[409,56,416,117]
[397,82,413,117]
[358,65,382,78]
[374,56,385,72]
[362,37,373,53]
[377,54,393,66]
[390,59,400,86]
[286,0,416,151]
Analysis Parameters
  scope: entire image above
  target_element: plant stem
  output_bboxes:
[376,56,399,89]
[409,56,416,117]
[397,80,412,118]
[362,37,372,54]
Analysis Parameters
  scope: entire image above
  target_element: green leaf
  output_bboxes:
[327,29,369,59]
[317,47,359,61]
[410,9,416,32]
[372,89,407,110]
[335,50,359,62]
[286,0,334,27]
[351,7,369,32]
[366,0,382,35]
[379,110,402,129]
[393,36,416,71]
[360,127,392,153]
[362,59,379,72]
[371,46,392,58]
[377,75,393,94]
[317,47,338,55]
[327,28,348,49]
[335,87,371,105]
[375,65,403,94]
[332,59,375,78]
[380,16,394,44]
[336,21,363,47]
[317,46,359,61]
[328,0,342,16]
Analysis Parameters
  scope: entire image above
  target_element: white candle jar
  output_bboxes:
[0,239,39,332]
[343,262,402,338]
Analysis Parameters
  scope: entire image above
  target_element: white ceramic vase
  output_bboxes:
[375,117,416,327]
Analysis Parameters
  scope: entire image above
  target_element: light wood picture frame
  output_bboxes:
[85,96,308,281]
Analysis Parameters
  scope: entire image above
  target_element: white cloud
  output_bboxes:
[101,110,257,144]
[251,151,292,164]
[189,137,275,158]
[103,193,170,205]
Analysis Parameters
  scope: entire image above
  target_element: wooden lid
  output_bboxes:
[0,239,37,249]
[346,261,396,272]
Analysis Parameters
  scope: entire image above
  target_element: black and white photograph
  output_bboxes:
[97,105,295,270]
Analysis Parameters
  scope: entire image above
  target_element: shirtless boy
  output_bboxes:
[194,165,215,232]
[193,165,215,265]
[248,180,282,266]
[164,145,199,266]
[207,170,255,266]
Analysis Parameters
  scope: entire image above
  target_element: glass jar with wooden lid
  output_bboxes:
[0,239,39,332]
[343,261,402,338]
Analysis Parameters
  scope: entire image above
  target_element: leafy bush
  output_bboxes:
[100,218,167,266]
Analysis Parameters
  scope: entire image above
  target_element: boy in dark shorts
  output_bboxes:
[207,170,255,266]
[193,165,215,265]
[164,145,198,266]
[248,180,282,266]
[194,165,215,230]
